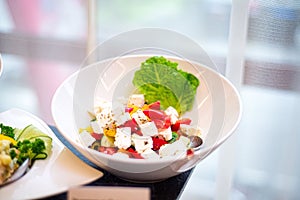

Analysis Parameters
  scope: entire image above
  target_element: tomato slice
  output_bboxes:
[152,136,167,151]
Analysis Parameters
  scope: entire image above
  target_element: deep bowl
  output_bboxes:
[51,55,242,182]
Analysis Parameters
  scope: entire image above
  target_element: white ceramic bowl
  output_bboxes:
[51,55,242,182]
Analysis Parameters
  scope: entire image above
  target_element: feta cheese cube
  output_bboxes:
[131,109,149,125]
[158,127,173,141]
[127,94,145,108]
[112,103,131,126]
[159,139,187,157]
[132,135,153,153]
[140,121,158,137]
[114,127,132,149]
[164,106,179,124]
[180,124,202,137]
[141,149,160,159]
[95,103,114,128]
[80,131,96,146]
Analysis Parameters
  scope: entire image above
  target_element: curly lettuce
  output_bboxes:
[132,56,200,115]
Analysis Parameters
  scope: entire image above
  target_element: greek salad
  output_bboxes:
[79,56,203,159]
[80,95,203,159]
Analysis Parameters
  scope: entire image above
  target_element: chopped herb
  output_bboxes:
[0,123,15,139]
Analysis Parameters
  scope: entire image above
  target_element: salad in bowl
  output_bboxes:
[79,57,204,161]
[52,54,241,182]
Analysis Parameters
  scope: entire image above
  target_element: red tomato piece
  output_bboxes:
[171,121,180,132]
[127,147,136,153]
[186,149,194,157]
[126,147,144,159]
[152,136,167,151]
[148,101,160,110]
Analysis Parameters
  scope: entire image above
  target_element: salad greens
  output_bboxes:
[132,56,200,115]
[0,124,51,165]
[0,123,15,138]
[15,138,46,164]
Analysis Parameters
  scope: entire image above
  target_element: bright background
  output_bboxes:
[1,0,300,199]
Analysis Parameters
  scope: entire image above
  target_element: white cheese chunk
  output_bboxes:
[114,127,132,149]
[159,139,187,157]
[80,130,96,147]
[131,109,149,125]
[132,135,153,153]
[141,149,160,159]
[180,124,202,137]
[140,121,158,137]
[95,102,114,129]
[112,103,131,126]
[158,127,173,141]
[127,94,145,108]
[164,106,179,124]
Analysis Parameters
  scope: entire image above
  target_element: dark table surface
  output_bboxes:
[40,126,193,200]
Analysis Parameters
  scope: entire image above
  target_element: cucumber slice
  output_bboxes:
[16,124,53,158]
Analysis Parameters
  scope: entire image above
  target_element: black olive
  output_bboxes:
[90,140,102,150]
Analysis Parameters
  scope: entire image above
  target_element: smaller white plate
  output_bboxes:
[0,109,103,200]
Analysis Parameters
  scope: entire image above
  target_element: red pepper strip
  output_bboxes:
[152,136,167,151]
[148,101,160,110]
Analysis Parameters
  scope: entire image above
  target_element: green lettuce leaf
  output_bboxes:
[132,56,200,115]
